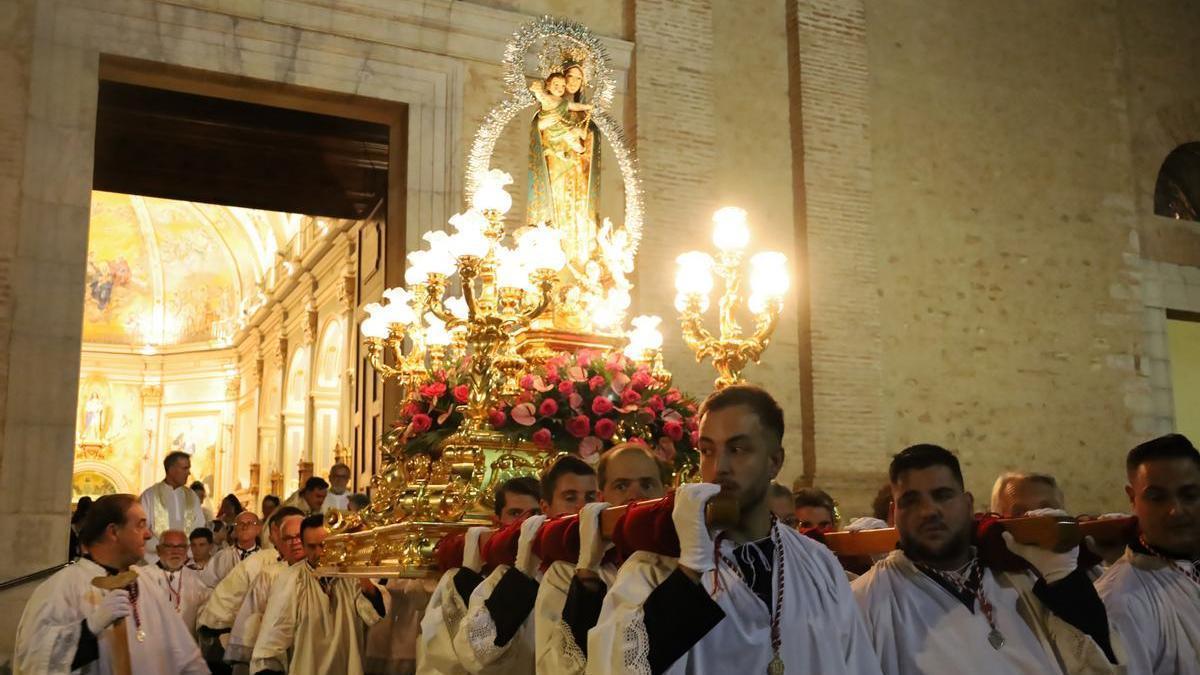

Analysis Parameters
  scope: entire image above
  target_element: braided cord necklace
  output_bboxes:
[1138,535,1200,586]
[128,580,146,642]
[915,556,1005,649]
[715,515,787,674]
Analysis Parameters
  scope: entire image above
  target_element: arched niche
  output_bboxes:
[1154,142,1200,221]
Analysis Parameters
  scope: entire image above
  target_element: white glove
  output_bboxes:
[576,502,612,573]
[86,589,131,635]
[515,515,547,577]
[673,483,723,575]
[1002,508,1077,583]
[846,517,888,532]
[463,526,489,573]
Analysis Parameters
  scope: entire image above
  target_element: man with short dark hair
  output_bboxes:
[15,494,207,673]
[347,492,370,512]
[588,385,880,674]
[794,486,837,532]
[285,477,330,515]
[535,442,668,674]
[252,514,387,675]
[853,444,1120,674]
[1096,433,1200,674]
[189,527,215,570]
[140,450,205,563]
[453,456,598,673]
[261,495,280,521]
[494,476,542,524]
[418,476,543,674]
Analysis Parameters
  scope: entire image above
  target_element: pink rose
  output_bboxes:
[558,380,575,395]
[566,415,591,439]
[520,374,535,390]
[410,414,433,434]
[488,409,507,428]
[591,396,614,416]
[452,385,469,404]
[538,398,559,417]
[605,353,625,373]
[621,389,642,406]
[532,428,553,449]
[588,375,606,391]
[630,371,653,392]
[579,436,603,460]
[576,350,597,367]
[546,373,561,386]
[663,420,684,442]
[690,430,700,446]
[419,382,446,399]
[648,395,665,413]
[665,389,683,405]
[594,418,617,440]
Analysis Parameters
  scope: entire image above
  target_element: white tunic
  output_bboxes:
[852,549,1120,675]
[452,564,539,674]
[196,548,278,631]
[586,524,881,675]
[139,482,205,563]
[197,545,261,588]
[224,558,290,664]
[1096,548,1200,675]
[14,558,208,675]
[250,563,387,675]
[533,560,617,675]
[417,568,474,675]
[324,490,351,513]
[136,563,212,637]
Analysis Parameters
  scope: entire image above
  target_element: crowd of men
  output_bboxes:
[13,384,1200,674]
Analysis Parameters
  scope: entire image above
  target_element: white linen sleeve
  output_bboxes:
[12,577,85,675]
[417,569,468,675]
[250,569,299,673]
[585,552,678,675]
[451,566,508,671]
[354,579,390,626]
[534,561,582,675]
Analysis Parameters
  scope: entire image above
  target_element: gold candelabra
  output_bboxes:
[674,207,789,389]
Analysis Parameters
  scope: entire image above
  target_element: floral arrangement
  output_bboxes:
[383,349,700,472]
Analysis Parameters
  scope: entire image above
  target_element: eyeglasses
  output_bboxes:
[160,543,189,549]
[235,521,261,528]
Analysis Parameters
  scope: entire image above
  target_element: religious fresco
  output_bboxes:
[82,192,245,347]
[71,470,120,502]
[72,375,144,497]
[164,413,220,487]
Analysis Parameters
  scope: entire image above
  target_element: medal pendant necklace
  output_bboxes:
[918,557,1004,650]
[128,580,146,642]
[718,515,787,674]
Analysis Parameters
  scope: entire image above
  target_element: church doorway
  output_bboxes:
[72,57,408,516]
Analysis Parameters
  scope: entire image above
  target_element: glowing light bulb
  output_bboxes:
[711,207,750,252]
[471,169,514,214]
[674,251,715,296]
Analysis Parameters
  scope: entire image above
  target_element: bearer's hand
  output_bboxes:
[1001,508,1078,583]
[358,578,380,597]
[674,483,723,580]
[463,526,490,573]
[515,514,548,577]
[576,502,612,574]
[86,589,131,634]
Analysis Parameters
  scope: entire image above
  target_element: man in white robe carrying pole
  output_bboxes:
[852,443,1122,674]
[14,493,208,674]
[251,513,388,675]
[1096,433,1200,675]
[453,455,598,674]
[534,442,668,674]
[587,385,881,675]
[196,505,305,675]
[137,529,212,637]
[140,451,205,564]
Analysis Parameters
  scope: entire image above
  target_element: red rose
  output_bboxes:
[630,371,653,392]
[488,409,507,428]
[546,373,561,386]
[591,396,614,416]
[532,428,553,449]
[402,402,425,418]
[663,420,684,442]
[690,430,700,446]
[419,382,447,399]
[621,389,642,406]
[452,385,469,404]
[566,414,591,438]
[410,414,433,433]
[594,418,617,440]
[538,398,559,417]
[520,374,535,390]
[558,380,575,395]
[665,389,683,404]
[648,395,665,412]
[588,375,606,391]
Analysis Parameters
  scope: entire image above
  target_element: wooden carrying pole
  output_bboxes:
[90,571,139,675]
[822,516,1137,558]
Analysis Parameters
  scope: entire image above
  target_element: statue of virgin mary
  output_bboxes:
[526,60,602,271]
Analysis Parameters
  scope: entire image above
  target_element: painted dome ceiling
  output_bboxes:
[83,191,303,348]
